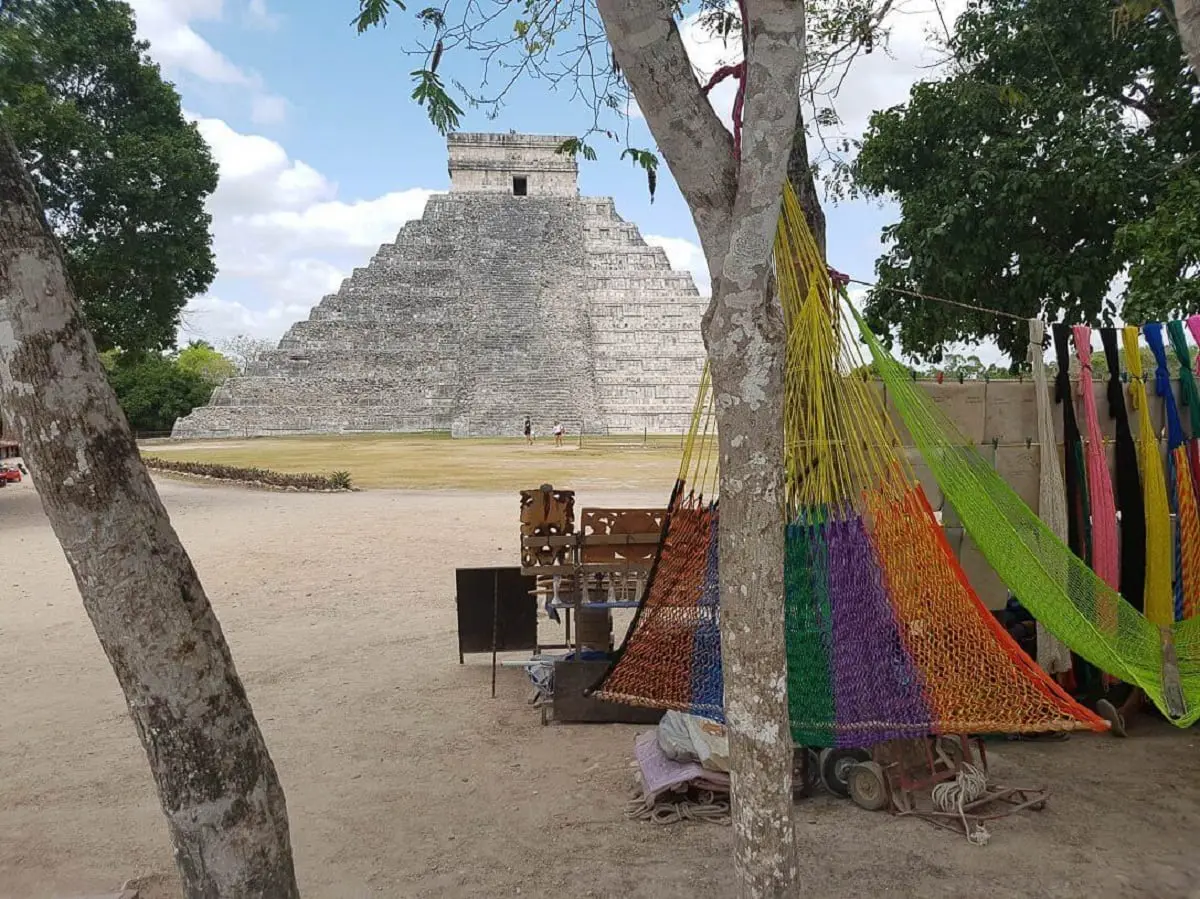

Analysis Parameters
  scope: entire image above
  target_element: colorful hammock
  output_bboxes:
[1124,328,1173,629]
[1145,323,1200,622]
[593,182,1106,746]
[866,316,1198,723]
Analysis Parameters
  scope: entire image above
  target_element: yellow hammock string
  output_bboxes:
[1122,326,1173,628]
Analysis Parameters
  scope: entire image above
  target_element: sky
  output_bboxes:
[122,0,975,357]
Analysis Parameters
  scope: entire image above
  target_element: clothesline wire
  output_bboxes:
[844,276,1029,323]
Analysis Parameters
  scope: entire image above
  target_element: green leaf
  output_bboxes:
[352,0,406,33]
[409,69,463,134]
[555,137,597,162]
[416,7,445,29]
[621,148,659,202]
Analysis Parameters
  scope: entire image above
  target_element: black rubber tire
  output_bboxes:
[792,747,822,799]
[818,747,871,798]
[847,761,890,811]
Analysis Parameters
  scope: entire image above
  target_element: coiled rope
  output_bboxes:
[931,763,991,846]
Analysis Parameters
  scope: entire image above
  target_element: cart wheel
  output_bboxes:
[935,736,965,770]
[819,747,871,798]
[792,748,822,798]
[847,761,889,811]
[792,748,810,799]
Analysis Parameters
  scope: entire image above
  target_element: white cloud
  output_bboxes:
[250,93,289,125]
[126,0,288,124]
[180,294,315,345]
[179,117,437,345]
[247,190,440,249]
[645,234,711,296]
[245,0,282,30]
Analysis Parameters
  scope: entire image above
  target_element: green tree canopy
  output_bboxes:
[0,0,218,354]
[106,352,215,434]
[851,0,1200,364]
[177,339,237,385]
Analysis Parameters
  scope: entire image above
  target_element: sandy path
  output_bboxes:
[2,476,1200,898]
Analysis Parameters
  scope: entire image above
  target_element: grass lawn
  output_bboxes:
[143,433,697,492]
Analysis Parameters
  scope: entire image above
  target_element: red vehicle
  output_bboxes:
[0,466,21,484]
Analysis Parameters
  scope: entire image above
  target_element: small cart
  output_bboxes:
[844,735,1049,839]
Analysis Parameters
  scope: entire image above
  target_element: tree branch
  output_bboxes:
[595,0,739,281]
[717,0,806,306]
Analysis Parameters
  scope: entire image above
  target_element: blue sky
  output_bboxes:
[124,0,968,354]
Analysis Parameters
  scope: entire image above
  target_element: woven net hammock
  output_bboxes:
[869,313,1199,724]
[593,182,1108,746]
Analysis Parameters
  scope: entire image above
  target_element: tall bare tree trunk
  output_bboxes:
[599,2,806,895]
[0,129,300,897]
[1175,0,1200,78]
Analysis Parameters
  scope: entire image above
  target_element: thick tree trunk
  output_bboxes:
[600,2,806,896]
[0,129,300,897]
[1175,0,1200,79]
[705,5,805,895]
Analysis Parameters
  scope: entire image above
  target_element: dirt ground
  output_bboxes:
[3,472,1200,899]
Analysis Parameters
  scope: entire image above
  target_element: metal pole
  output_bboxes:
[490,569,499,698]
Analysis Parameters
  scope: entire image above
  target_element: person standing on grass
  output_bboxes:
[523,416,533,445]
[553,420,564,448]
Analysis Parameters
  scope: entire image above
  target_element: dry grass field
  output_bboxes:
[145,433,694,492]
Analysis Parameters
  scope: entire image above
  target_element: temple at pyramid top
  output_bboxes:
[172,132,708,440]
[447,132,579,197]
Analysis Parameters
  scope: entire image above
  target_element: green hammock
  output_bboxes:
[854,304,1198,726]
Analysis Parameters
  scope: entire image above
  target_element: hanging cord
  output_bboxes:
[1125,326,1175,629]
[700,0,749,159]
[931,763,991,846]
[843,276,1028,322]
[1028,319,1074,675]
[1073,326,1121,637]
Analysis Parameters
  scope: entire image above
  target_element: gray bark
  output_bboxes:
[706,4,805,895]
[1175,0,1200,79]
[0,128,300,897]
[599,2,805,896]
[787,116,826,258]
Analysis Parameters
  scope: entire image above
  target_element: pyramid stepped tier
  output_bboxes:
[173,133,708,440]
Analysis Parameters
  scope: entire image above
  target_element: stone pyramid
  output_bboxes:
[173,132,708,439]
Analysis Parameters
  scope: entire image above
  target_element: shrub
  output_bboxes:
[109,356,214,434]
[143,457,352,491]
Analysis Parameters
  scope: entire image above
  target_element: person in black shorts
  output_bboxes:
[523,416,532,445]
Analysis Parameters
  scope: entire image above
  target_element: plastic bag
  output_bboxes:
[656,711,699,762]
[685,714,729,773]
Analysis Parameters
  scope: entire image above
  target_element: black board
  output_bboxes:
[455,566,537,661]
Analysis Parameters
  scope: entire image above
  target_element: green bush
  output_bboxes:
[107,355,214,434]
[143,458,352,491]
[104,341,238,434]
